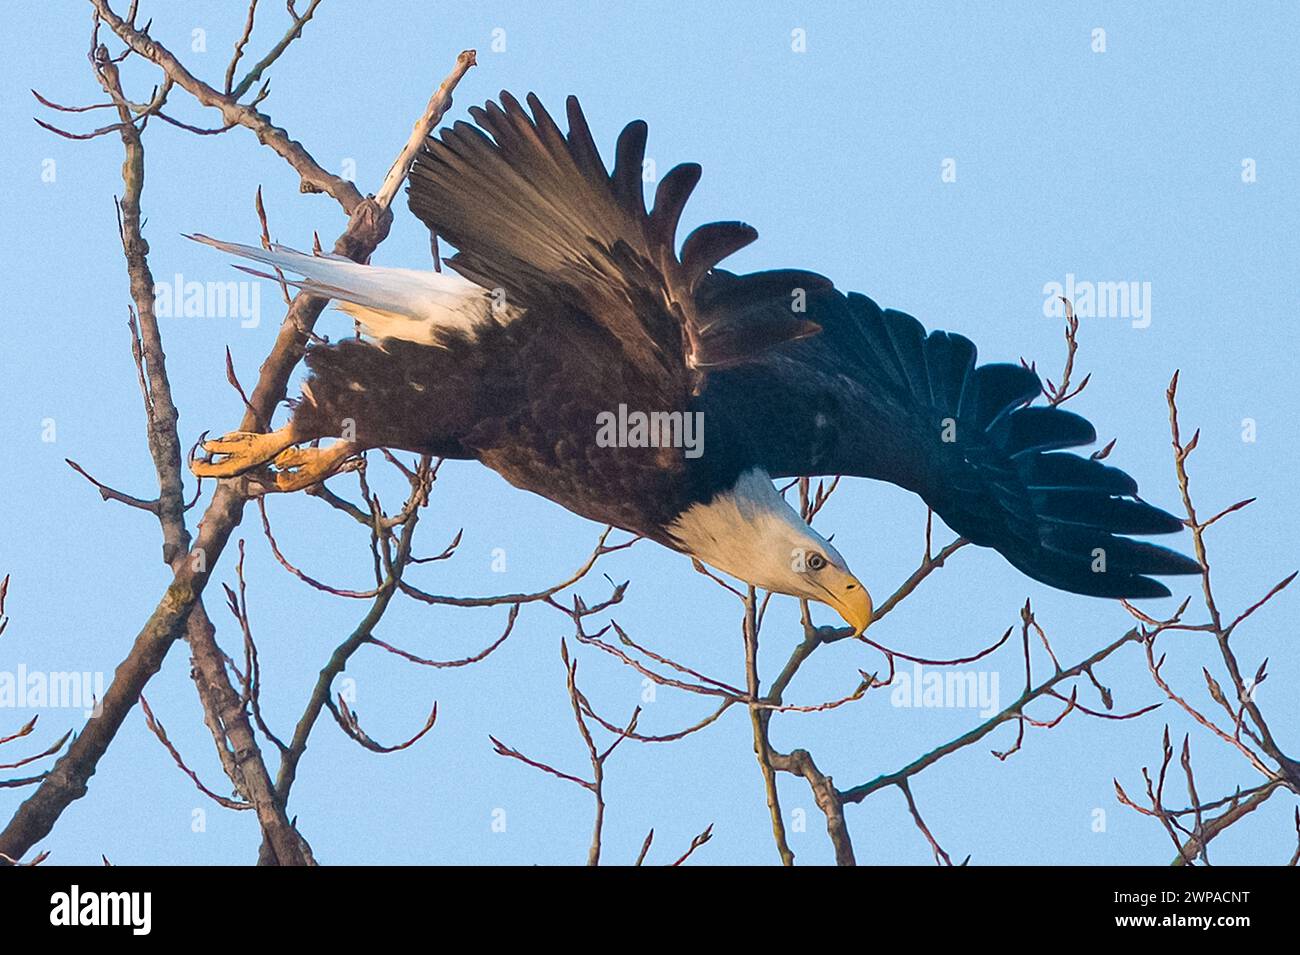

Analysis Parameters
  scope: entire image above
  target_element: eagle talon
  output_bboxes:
[190,428,298,478]
[271,446,318,469]
[267,442,359,492]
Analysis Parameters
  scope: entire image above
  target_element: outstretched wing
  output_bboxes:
[699,274,1200,598]
[407,93,820,386]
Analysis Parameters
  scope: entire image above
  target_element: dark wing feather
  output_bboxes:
[407,93,817,384]
[699,279,1199,599]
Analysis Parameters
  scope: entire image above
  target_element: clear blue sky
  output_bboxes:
[1,1,1296,865]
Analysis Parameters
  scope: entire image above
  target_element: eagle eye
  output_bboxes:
[806,552,827,571]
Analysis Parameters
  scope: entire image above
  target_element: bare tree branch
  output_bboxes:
[0,8,476,862]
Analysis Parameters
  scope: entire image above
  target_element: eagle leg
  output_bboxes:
[267,441,360,492]
[191,428,298,478]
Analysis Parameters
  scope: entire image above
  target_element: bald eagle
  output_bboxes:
[190,93,1199,633]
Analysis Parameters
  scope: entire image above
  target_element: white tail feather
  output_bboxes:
[187,234,508,344]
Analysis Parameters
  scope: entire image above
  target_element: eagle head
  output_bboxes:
[667,469,874,634]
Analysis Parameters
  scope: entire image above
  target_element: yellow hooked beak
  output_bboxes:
[827,578,874,635]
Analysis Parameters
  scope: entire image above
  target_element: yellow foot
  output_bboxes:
[190,428,297,479]
[268,442,359,491]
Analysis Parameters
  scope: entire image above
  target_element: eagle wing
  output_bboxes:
[698,274,1201,598]
[408,94,820,388]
